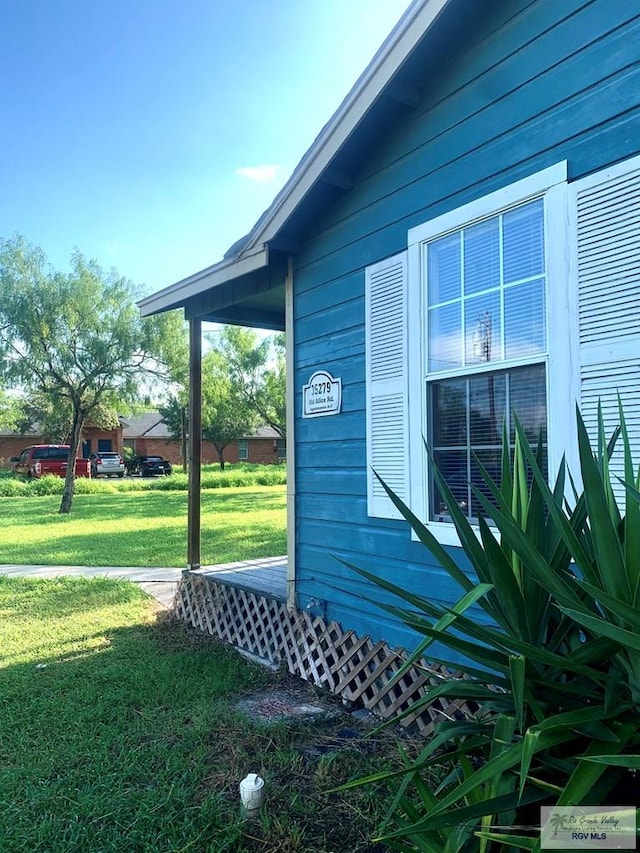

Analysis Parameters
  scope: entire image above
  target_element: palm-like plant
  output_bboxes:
[341,404,640,851]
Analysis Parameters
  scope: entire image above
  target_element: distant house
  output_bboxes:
[1,414,284,468]
[122,413,285,465]
[0,422,124,465]
[121,413,173,460]
[138,0,640,721]
[0,427,43,465]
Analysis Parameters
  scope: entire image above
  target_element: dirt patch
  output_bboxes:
[235,684,345,725]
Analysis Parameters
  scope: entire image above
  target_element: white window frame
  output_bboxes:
[237,438,248,461]
[406,162,578,546]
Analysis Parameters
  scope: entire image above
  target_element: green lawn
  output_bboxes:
[0,486,286,567]
[0,577,400,852]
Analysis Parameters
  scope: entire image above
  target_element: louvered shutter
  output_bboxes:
[365,252,409,518]
[575,156,640,499]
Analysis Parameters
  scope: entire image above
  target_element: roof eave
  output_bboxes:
[138,245,268,317]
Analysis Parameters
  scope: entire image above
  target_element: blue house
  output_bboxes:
[140,0,640,722]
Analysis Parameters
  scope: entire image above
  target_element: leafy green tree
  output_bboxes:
[12,391,122,444]
[210,326,286,437]
[14,392,73,442]
[160,348,259,472]
[0,389,23,433]
[0,236,188,513]
[201,351,257,469]
[158,394,188,473]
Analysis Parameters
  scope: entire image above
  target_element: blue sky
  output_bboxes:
[1,1,412,296]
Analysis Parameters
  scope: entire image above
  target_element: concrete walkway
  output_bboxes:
[0,556,288,609]
[0,564,182,608]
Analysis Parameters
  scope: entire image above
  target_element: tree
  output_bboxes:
[211,326,286,437]
[0,236,188,513]
[160,350,258,472]
[201,351,257,469]
[12,390,122,444]
[158,394,188,473]
[0,389,23,433]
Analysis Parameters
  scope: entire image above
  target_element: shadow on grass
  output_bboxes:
[0,577,398,853]
[1,594,266,851]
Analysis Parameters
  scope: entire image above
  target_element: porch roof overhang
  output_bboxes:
[138,0,461,329]
[138,244,287,331]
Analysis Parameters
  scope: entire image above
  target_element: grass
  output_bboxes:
[0,577,404,852]
[0,486,286,567]
[0,463,287,498]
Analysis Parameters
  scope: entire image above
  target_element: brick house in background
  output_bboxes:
[0,429,45,465]
[0,414,285,468]
[122,413,285,466]
[0,422,124,466]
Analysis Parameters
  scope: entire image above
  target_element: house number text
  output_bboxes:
[302,370,342,418]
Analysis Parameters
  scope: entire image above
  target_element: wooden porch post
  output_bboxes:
[187,317,202,569]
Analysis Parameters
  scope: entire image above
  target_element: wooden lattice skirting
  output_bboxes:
[174,572,474,736]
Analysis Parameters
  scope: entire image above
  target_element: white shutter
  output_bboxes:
[365,252,409,518]
[575,155,640,499]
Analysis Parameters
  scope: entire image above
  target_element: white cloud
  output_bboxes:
[235,164,282,182]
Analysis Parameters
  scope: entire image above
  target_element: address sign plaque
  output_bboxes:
[302,370,342,418]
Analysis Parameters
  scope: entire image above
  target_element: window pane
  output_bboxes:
[509,364,547,444]
[429,302,462,372]
[432,449,468,521]
[48,448,68,460]
[428,233,460,304]
[504,278,545,358]
[463,217,500,295]
[431,379,467,447]
[503,199,544,283]
[429,364,547,522]
[464,291,501,365]
[469,372,506,447]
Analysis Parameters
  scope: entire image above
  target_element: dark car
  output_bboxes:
[132,455,173,477]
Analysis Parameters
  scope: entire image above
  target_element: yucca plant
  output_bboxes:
[340,403,640,851]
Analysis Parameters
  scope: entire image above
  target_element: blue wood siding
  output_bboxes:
[293,0,640,652]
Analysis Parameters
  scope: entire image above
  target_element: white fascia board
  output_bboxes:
[241,0,452,254]
[138,245,268,317]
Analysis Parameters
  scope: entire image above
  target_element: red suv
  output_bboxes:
[11,445,91,479]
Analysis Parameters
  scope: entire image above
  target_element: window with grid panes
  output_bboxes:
[365,162,573,536]
[424,198,548,522]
